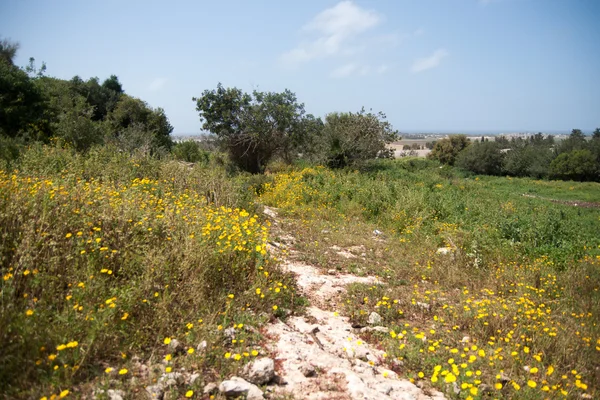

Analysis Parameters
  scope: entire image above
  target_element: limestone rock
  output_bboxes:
[219,377,264,400]
[241,357,275,385]
[367,311,382,325]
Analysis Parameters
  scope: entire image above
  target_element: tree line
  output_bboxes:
[428,131,600,181]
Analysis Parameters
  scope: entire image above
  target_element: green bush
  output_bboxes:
[455,141,504,175]
[427,135,469,165]
[550,149,599,181]
[172,140,210,164]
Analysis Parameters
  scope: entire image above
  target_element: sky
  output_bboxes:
[1,0,599,135]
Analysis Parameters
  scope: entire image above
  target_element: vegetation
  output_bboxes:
[259,160,600,399]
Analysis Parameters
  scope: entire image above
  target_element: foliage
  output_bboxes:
[0,145,301,397]
[427,134,470,165]
[318,108,398,168]
[106,95,173,152]
[172,140,210,164]
[0,60,46,140]
[502,143,554,178]
[0,36,19,65]
[550,149,598,181]
[193,83,310,173]
[259,159,600,399]
[455,140,504,175]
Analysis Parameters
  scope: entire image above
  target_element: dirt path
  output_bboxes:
[263,207,445,400]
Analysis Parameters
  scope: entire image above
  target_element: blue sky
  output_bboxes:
[2,0,599,134]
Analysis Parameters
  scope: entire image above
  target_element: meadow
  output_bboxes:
[1,146,599,399]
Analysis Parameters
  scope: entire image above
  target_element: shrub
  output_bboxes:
[427,135,469,165]
[172,140,210,164]
[455,141,504,175]
[318,108,398,169]
[550,149,599,181]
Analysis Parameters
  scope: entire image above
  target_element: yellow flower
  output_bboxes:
[444,373,456,383]
[527,380,536,388]
[494,383,503,390]
[105,367,113,374]
[233,354,242,361]
[187,348,194,354]
[418,372,424,378]
[272,305,278,311]
[26,309,34,316]
[512,382,520,390]
[118,368,128,375]
[165,354,172,361]
[228,294,234,299]
[166,367,172,373]
[251,350,259,356]
[163,337,172,345]
[59,390,69,398]
[185,390,193,398]
[121,313,129,320]
[523,346,530,354]
[224,352,231,359]
[546,365,554,376]
[530,367,538,374]
[56,344,67,351]
[65,233,72,238]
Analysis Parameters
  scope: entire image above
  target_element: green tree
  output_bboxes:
[427,134,470,165]
[558,129,587,153]
[172,140,210,164]
[107,95,173,152]
[592,128,600,140]
[0,37,19,65]
[317,109,398,168]
[193,83,309,173]
[0,60,46,139]
[455,141,504,175]
[549,149,598,181]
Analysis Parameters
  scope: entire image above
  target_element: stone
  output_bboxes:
[416,302,430,311]
[106,390,125,400]
[203,382,218,395]
[219,377,264,400]
[159,372,184,388]
[241,357,275,385]
[223,327,236,340]
[299,362,316,377]
[367,311,382,325]
[360,326,389,334]
[189,373,201,384]
[461,336,470,343]
[436,247,452,255]
[196,340,207,352]
[168,339,184,354]
[146,384,165,399]
[327,269,337,275]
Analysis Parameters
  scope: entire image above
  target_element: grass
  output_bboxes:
[1,147,599,399]
[258,158,600,399]
[0,145,304,399]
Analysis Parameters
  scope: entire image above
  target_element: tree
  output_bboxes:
[107,95,173,152]
[317,108,398,168]
[427,134,470,165]
[550,149,598,181]
[592,128,600,140]
[0,37,19,65]
[193,84,309,173]
[0,60,46,139]
[558,129,587,153]
[456,141,504,175]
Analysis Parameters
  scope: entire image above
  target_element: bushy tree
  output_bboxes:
[193,84,309,173]
[0,55,46,140]
[455,141,504,175]
[427,135,470,165]
[107,95,173,152]
[503,145,553,178]
[317,108,397,168]
[172,140,210,164]
[550,149,598,181]
[0,37,19,65]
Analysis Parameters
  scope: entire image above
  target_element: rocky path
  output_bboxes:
[264,207,445,400]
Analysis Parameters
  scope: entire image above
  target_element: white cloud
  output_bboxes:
[280,1,381,67]
[410,49,448,73]
[148,77,167,92]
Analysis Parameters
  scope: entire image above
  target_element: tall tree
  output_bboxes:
[0,37,19,65]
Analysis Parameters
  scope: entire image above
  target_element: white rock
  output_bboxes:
[242,357,275,385]
[367,312,382,325]
[416,301,430,311]
[107,390,125,400]
[219,377,264,400]
[145,384,164,399]
[203,382,218,395]
[461,336,471,343]
[327,269,337,275]
[436,247,452,255]
[196,340,207,352]
[189,373,201,384]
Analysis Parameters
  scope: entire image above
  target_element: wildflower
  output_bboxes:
[527,380,536,388]
[118,368,128,375]
[494,383,503,390]
[185,391,193,398]
[251,350,259,356]
[445,373,457,383]
[272,305,278,311]
[121,313,129,320]
[164,337,172,345]
[26,309,34,316]
[418,372,424,378]
[187,348,194,354]
[105,367,113,373]
[165,367,172,373]
[56,344,67,351]
[65,233,72,238]
[59,390,69,398]
[546,365,554,375]
[228,294,234,299]
[224,352,231,359]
